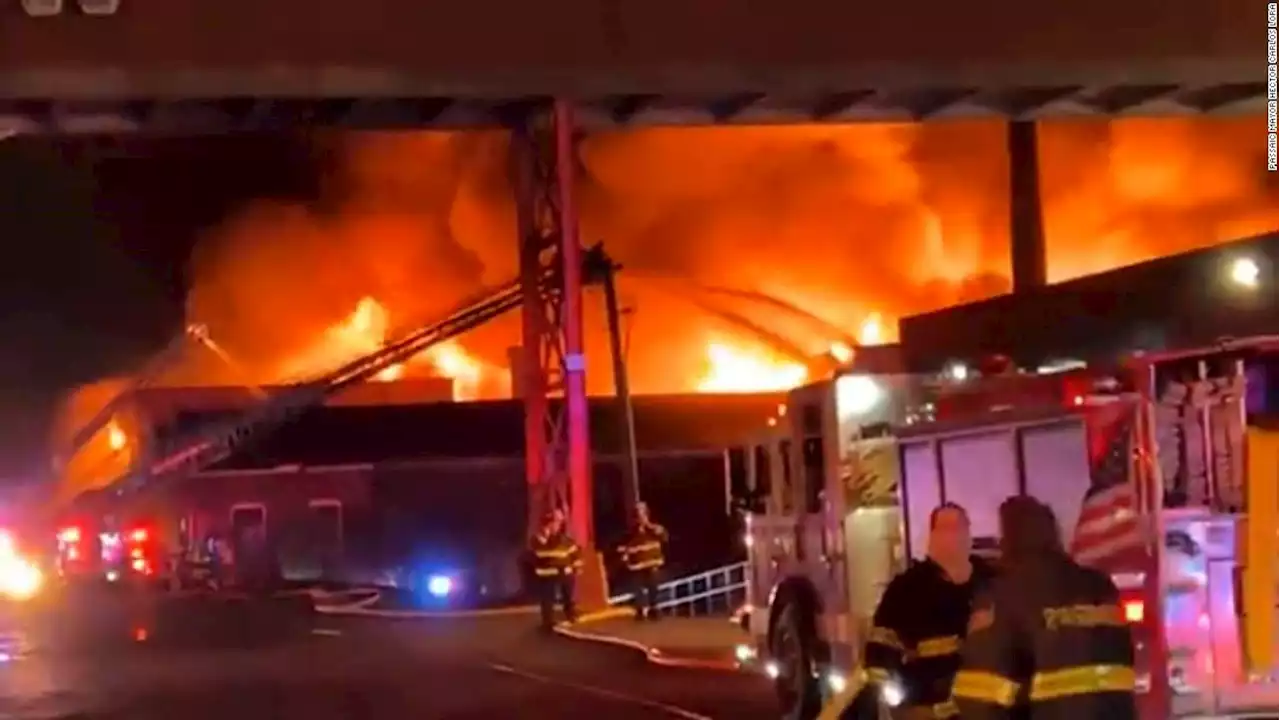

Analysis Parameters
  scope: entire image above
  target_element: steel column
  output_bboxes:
[511,100,604,608]
[600,255,642,516]
[1008,120,1047,293]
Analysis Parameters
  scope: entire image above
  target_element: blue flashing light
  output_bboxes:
[426,574,454,598]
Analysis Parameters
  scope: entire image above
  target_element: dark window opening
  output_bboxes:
[753,444,774,496]
[308,501,343,575]
[802,437,825,514]
[779,440,794,513]
[229,505,267,559]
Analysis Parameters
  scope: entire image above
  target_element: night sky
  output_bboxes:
[0,134,322,477]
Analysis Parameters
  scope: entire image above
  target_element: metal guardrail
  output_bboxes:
[608,561,747,616]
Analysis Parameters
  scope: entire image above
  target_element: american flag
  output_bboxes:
[1071,404,1144,567]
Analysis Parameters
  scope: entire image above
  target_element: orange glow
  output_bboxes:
[696,340,809,393]
[107,422,127,452]
[426,341,486,400]
[50,380,138,506]
[277,296,389,382]
[30,114,1264,479]
[829,342,855,364]
[169,118,1270,401]
[277,296,493,400]
[858,314,886,346]
[376,364,405,382]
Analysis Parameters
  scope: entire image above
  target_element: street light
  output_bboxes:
[1228,257,1260,289]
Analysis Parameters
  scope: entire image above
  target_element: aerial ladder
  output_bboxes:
[84,258,574,505]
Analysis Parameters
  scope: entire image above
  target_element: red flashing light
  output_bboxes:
[1123,599,1145,623]
[58,526,82,544]
[128,528,149,544]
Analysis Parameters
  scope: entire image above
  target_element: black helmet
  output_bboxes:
[998,495,1063,560]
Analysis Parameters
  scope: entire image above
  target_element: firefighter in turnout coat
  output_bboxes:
[951,496,1137,720]
[860,503,996,719]
[617,502,668,621]
[530,509,582,630]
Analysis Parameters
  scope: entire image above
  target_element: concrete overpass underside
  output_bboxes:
[0,0,1264,132]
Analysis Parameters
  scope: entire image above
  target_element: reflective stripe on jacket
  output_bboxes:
[951,554,1138,720]
[864,557,995,711]
[532,530,582,577]
[618,523,667,571]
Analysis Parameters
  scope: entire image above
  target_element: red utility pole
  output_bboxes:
[511,100,604,610]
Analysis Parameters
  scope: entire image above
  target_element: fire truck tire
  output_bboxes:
[771,603,823,720]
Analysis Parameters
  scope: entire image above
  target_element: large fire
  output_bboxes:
[50,118,1273,501]
[278,295,494,401]
[113,118,1278,402]
[697,341,810,393]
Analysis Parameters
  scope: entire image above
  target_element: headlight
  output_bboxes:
[880,678,905,707]
[0,557,43,601]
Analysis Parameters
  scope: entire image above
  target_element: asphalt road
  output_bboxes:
[0,590,778,719]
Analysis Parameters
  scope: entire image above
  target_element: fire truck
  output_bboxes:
[737,337,1278,720]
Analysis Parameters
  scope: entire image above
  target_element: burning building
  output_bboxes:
[90,390,780,590]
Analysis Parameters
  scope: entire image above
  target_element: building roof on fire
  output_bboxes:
[898,232,1278,373]
[160,393,783,470]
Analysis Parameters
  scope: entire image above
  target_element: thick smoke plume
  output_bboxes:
[178,117,1272,395]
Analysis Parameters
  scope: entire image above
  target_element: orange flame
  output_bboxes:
[696,340,809,393]
[106,422,127,452]
[278,296,492,400]
[858,314,886,346]
[830,342,855,364]
[158,117,1272,401]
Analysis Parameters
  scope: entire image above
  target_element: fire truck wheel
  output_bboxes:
[771,603,822,720]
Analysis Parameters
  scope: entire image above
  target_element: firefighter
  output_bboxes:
[861,503,997,719]
[530,508,582,630]
[951,496,1137,720]
[617,502,668,621]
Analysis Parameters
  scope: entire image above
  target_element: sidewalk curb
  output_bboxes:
[554,610,742,673]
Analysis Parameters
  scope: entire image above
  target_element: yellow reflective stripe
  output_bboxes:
[535,548,575,559]
[626,541,661,552]
[627,559,663,570]
[1042,604,1125,631]
[867,626,904,651]
[534,568,562,576]
[867,667,891,684]
[952,669,1021,707]
[1029,664,1135,701]
[913,635,961,658]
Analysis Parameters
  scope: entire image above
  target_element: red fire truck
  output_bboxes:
[54,512,164,586]
[737,337,1278,719]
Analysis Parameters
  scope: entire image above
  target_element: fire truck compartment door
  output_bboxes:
[900,417,1089,560]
